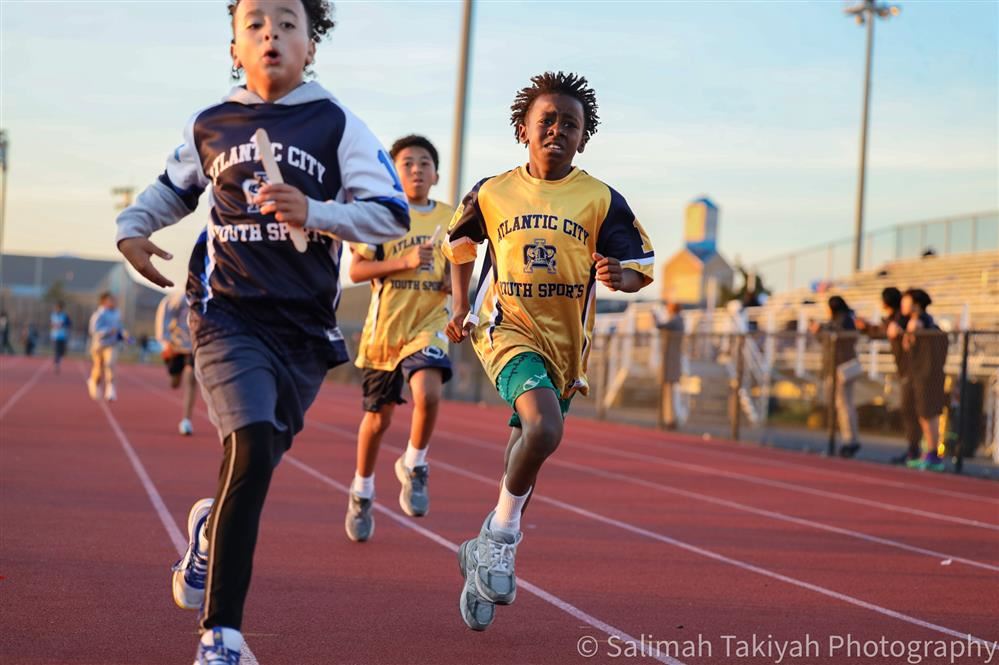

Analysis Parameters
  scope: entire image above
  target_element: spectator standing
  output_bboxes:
[857,287,920,464]
[812,296,862,458]
[658,302,685,430]
[901,289,948,471]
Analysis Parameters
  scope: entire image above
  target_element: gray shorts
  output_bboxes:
[195,333,328,443]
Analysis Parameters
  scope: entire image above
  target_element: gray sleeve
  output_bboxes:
[115,181,194,244]
[305,198,408,244]
[115,112,209,244]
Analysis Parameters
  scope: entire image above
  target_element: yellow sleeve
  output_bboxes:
[350,243,380,261]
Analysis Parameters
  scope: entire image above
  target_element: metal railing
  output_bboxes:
[752,211,998,294]
[587,327,999,473]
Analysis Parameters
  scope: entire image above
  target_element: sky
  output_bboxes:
[1,0,996,292]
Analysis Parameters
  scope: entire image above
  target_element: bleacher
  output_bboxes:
[595,250,999,339]
[763,251,999,331]
[591,250,999,440]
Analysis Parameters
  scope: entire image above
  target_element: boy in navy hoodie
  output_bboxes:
[115,1,409,661]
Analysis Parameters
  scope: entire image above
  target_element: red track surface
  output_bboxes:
[2,356,997,664]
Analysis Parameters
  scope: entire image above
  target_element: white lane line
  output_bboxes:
[99,398,187,553]
[0,361,48,420]
[122,374,682,664]
[95,374,260,665]
[310,394,999,567]
[635,435,999,505]
[131,375,998,650]
[284,455,685,665]
[559,436,999,532]
[427,428,999,573]
[442,394,999,505]
[429,409,999,532]
[622,426,999,504]
[305,418,996,647]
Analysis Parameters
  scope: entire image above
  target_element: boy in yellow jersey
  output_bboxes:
[444,72,655,630]
[345,135,454,542]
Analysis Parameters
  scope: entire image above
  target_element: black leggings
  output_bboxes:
[201,422,289,631]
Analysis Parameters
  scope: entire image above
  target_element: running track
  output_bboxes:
[2,357,997,664]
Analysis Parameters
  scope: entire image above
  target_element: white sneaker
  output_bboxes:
[172,498,213,610]
[193,627,242,665]
[104,384,117,402]
[179,418,194,436]
[86,378,100,401]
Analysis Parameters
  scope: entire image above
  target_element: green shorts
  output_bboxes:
[496,352,572,428]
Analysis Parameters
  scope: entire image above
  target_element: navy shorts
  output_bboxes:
[165,352,194,377]
[195,333,329,443]
[361,347,452,412]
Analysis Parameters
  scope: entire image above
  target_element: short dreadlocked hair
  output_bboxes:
[228,1,336,46]
[509,71,600,145]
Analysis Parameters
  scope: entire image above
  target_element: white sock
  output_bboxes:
[403,441,428,469]
[351,473,375,498]
[490,476,531,534]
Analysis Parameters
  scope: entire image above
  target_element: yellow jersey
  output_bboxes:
[443,166,654,397]
[353,200,454,371]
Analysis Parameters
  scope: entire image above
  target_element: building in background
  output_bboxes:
[660,197,734,306]
[0,253,163,349]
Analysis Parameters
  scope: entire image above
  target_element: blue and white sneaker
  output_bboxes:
[172,497,213,610]
[193,627,242,665]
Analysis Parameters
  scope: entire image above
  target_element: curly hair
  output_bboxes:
[228,0,335,41]
[228,0,336,79]
[390,135,439,171]
[509,71,600,145]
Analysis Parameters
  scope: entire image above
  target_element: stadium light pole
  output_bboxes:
[0,130,8,295]
[448,0,475,207]
[111,187,135,325]
[845,0,900,273]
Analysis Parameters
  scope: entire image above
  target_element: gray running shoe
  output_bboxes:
[458,538,495,631]
[473,511,522,605]
[394,456,430,517]
[344,492,375,542]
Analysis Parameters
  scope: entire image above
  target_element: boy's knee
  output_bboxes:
[521,419,563,459]
[368,410,393,434]
[414,390,441,412]
[228,422,282,476]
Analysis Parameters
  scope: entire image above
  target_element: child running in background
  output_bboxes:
[114,1,409,662]
[345,135,454,542]
[50,301,71,374]
[444,71,655,630]
[155,291,197,436]
[87,292,124,401]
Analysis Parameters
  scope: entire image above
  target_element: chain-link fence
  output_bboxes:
[583,327,998,473]
[753,211,998,294]
[320,320,998,473]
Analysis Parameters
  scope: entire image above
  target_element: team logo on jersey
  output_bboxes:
[241,171,269,213]
[523,239,557,274]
